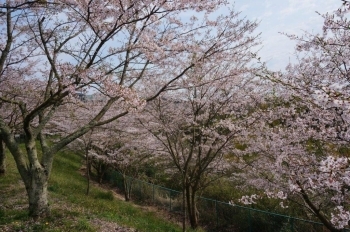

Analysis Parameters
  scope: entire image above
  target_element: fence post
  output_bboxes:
[290,217,294,232]
[249,208,252,232]
[169,189,172,211]
[153,184,155,203]
[139,180,141,199]
[215,200,218,228]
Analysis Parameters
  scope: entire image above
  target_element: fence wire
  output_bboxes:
[108,171,349,232]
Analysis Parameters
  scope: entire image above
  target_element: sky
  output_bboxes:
[230,0,342,71]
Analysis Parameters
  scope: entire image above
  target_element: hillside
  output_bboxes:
[0,149,186,232]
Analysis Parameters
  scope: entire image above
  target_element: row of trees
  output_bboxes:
[0,0,258,221]
[0,0,349,231]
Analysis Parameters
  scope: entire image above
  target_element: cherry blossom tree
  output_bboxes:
[49,93,157,197]
[236,3,350,231]
[234,99,349,231]
[86,115,155,201]
[139,50,264,229]
[68,130,95,194]
[0,0,247,218]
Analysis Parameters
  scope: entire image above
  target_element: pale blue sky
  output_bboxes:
[231,0,342,71]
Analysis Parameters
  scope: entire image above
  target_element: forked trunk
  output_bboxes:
[25,166,50,219]
[186,186,199,229]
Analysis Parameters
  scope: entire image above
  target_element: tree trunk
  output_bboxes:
[186,185,199,229]
[25,166,50,219]
[0,138,6,175]
[22,138,52,219]
[297,181,342,232]
[95,162,107,184]
[123,174,131,201]
[124,188,131,201]
[182,178,186,232]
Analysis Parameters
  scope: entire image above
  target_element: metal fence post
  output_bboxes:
[138,180,141,199]
[249,208,252,232]
[290,217,294,232]
[169,189,172,211]
[215,199,218,228]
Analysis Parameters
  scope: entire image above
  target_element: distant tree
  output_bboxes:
[86,116,154,201]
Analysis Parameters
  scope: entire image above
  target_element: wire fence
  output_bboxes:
[107,171,349,232]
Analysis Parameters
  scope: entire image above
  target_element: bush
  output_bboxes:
[95,190,114,201]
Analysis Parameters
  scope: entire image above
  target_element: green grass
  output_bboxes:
[0,147,191,232]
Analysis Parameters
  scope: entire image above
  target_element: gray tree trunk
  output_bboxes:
[26,165,50,219]
[22,138,52,219]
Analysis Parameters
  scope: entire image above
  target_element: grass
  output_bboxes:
[0,147,196,232]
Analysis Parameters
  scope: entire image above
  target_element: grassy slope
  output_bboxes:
[0,148,185,232]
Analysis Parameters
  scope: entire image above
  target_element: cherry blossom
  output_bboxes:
[0,0,257,218]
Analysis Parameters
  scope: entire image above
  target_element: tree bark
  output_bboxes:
[94,162,108,184]
[182,178,186,232]
[0,118,52,219]
[123,174,131,201]
[26,165,50,219]
[186,185,199,229]
[0,137,6,175]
